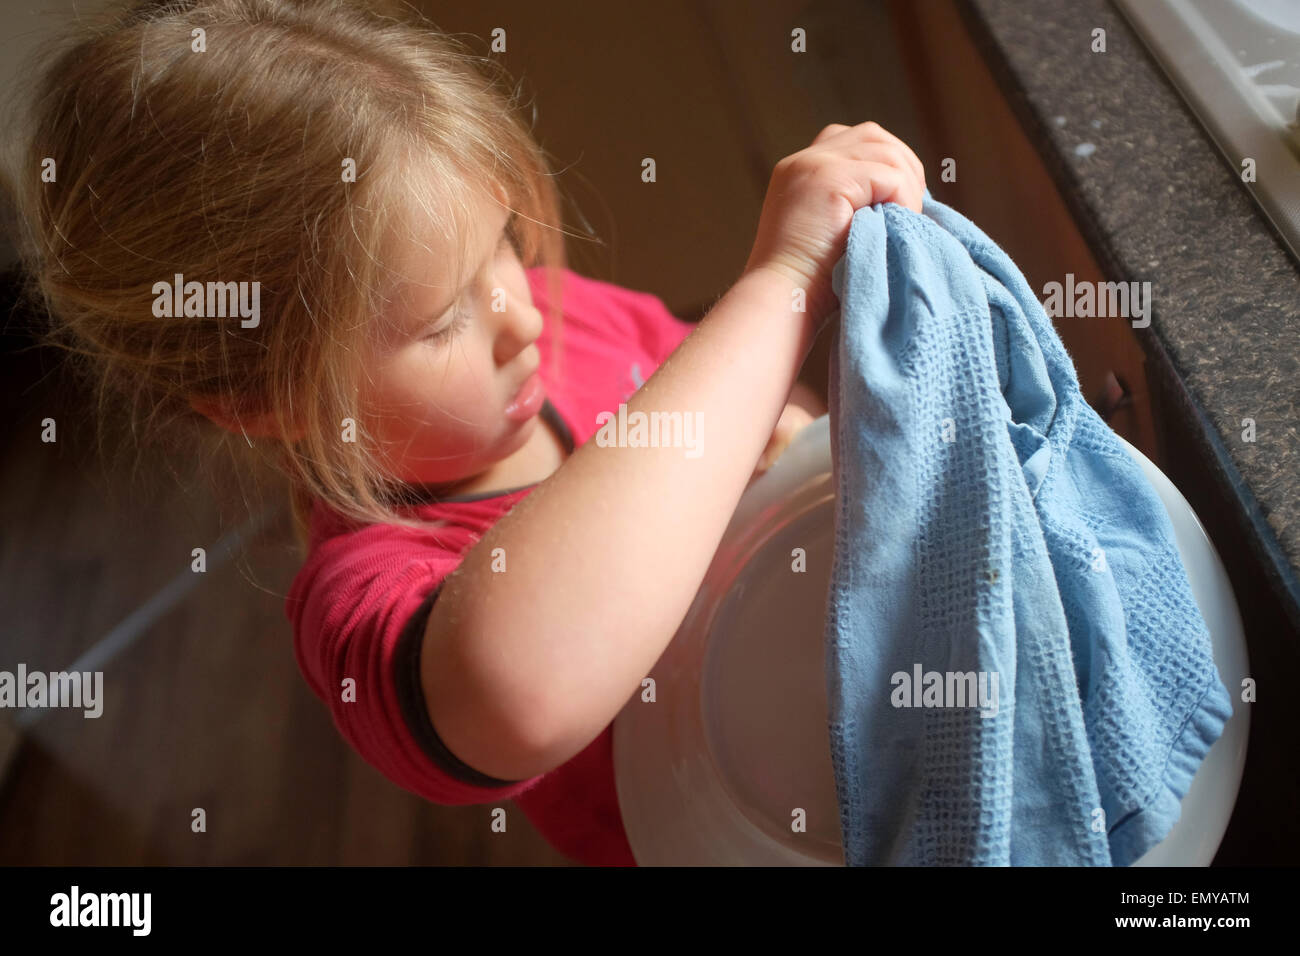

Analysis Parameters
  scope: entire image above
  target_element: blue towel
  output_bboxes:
[823,191,1234,866]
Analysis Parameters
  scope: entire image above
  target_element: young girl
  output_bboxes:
[11,0,925,865]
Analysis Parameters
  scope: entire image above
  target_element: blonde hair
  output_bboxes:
[4,0,570,554]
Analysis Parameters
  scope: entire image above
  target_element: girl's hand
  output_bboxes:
[753,402,817,477]
[752,382,827,478]
[743,121,926,326]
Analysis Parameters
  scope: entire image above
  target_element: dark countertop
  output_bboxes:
[958,0,1300,632]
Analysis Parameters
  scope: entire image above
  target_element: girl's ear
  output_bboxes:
[190,394,304,440]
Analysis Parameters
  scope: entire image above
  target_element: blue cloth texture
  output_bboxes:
[823,191,1234,866]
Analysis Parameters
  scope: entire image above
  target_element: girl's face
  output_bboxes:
[362,189,546,492]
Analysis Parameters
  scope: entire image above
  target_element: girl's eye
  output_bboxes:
[425,301,473,343]
[422,226,513,343]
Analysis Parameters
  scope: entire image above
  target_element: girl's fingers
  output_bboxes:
[811,122,852,145]
[837,141,924,188]
[756,404,818,474]
[818,121,927,194]
[853,161,922,214]
[857,123,926,192]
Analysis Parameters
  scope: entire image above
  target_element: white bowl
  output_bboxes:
[613,414,1250,866]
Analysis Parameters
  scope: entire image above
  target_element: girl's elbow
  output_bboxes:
[420,614,566,781]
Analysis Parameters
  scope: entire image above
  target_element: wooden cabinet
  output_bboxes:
[886,0,1157,458]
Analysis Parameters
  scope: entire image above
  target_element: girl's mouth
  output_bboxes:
[504,370,544,421]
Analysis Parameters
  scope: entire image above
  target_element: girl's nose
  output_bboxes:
[490,280,544,366]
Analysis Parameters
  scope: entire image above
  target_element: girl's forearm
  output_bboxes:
[788,379,829,417]
[422,266,819,780]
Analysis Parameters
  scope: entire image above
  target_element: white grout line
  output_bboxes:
[11,506,282,731]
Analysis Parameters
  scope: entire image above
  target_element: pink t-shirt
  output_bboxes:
[285,266,695,866]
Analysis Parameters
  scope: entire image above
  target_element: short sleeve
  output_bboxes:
[526,266,696,371]
[621,287,696,367]
[286,524,546,805]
